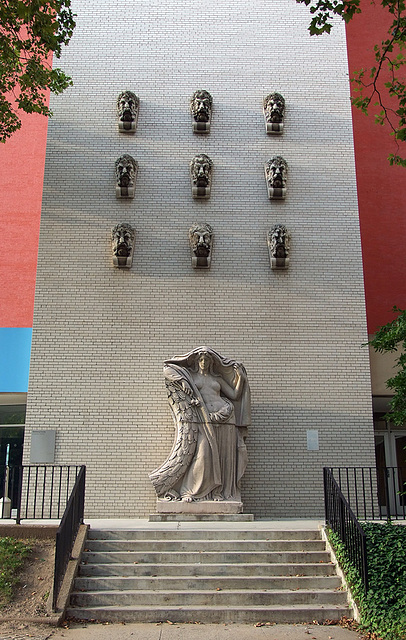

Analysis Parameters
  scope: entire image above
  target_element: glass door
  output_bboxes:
[375,431,406,516]
[394,434,406,510]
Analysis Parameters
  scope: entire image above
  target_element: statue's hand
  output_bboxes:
[182,381,193,395]
[181,381,200,405]
[233,363,246,382]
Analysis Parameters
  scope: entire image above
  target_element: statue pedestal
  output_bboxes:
[150,500,253,521]
[149,513,254,522]
[155,499,243,514]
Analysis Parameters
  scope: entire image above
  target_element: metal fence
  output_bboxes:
[0,465,83,522]
[0,464,86,611]
[323,467,368,593]
[329,466,406,521]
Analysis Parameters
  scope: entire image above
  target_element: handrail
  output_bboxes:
[52,465,86,611]
[324,467,368,593]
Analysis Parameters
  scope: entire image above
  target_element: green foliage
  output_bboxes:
[368,306,406,425]
[296,0,406,166]
[0,0,76,142]
[295,1,361,34]
[328,523,406,640]
[0,537,31,605]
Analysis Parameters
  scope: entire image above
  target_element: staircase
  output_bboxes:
[67,527,351,624]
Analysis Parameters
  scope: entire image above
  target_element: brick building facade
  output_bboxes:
[19,0,377,517]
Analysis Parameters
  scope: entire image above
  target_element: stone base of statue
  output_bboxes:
[155,499,243,515]
[149,512,254,522]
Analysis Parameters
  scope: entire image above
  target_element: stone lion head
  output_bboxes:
[190,154,213,187]
[115,155,137,188]
[117,91,139,123]
[189,223,213,258]
[190,90,213,123]
[112,223,135,258]
[268,224,290,259]
[263,92,285,124]
[265,156,288,189]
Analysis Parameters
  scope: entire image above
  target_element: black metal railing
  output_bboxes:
[52,465,85,611]
[0,464,86,612]
[0,465,83,522]
[324,467,369,593]
[329,466,406,521]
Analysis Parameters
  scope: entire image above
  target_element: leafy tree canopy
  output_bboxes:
[0,0,76,142]
[369,307,406,425]
[296,0,406,166]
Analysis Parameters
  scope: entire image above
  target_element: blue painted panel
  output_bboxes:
[0,328,32,392]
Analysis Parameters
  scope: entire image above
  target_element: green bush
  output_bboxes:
[328,522,406,640]
[0,537,31,605]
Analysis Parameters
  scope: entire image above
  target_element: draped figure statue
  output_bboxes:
[149,346,251,503]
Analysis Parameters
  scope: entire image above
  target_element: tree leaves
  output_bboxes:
[296,0,361,34]
[0,0,75,142]
[368,307,406,425]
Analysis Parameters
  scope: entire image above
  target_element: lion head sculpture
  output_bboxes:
[267,224,290,270]
[190,154,213,198]
[263,93,285,123]
[112,223,135,268]
[117,91,139,132]
[264,156,288,199]
[189,223,213,268]
[190,90,213,132]
[115,154,138,198]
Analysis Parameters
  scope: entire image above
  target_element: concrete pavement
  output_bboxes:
[83,519,326,531]
[48,621,362,640]
[14,518,326,531]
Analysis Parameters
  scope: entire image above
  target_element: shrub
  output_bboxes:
[328,522,406,640]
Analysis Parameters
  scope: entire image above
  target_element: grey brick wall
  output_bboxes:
[24,0,376,518]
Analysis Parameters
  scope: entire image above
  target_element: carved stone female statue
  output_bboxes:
[149,347,251,504]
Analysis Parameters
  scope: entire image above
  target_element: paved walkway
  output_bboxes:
[47,621,362,640]
[0,621,364,640]
[14,518,326,531]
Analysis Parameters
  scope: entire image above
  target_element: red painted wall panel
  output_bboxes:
[346,1,406,333]
[0,105,49,327]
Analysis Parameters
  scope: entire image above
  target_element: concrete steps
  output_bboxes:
[74,575,341,591]
[67,527,351,624]
[80,561,336,577]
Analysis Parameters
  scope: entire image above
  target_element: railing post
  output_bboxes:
[16,466,23,525]
[384,467,391,522]
[323,467,329,525]
[361,530,368,594]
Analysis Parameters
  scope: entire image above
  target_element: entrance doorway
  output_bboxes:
[375,430,406,515]
[0,398,25,513]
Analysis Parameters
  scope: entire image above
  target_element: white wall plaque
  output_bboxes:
[307,429,319,451]
[30,430,56,463]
